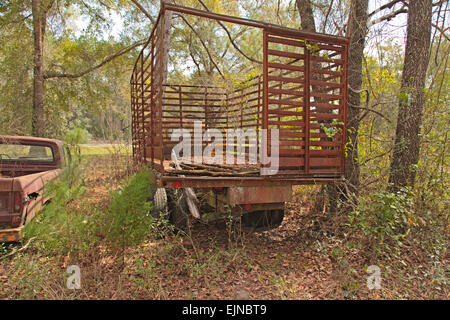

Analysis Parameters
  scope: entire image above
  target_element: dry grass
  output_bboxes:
[0,151,447,300]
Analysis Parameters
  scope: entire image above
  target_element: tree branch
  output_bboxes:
[432,23,450,41]
[368,6,408,27]
[43,39,147,79]
[130,0,156,25]
[433,0,449,7]
[321,0,334,33]
[368,0,406,17]
[175,14,224,79]
[353,104,392,123]
[197,0,262,64]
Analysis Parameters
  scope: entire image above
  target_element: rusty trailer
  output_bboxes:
[130,3,349,231]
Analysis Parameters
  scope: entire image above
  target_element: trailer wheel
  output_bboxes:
[241,209,284,232]
[167,188,189,233]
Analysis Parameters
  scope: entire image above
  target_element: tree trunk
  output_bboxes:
[31,0,45,137]
[162,0,173,84]
[296,0,316,32]
[389,0,432,190]
[345,0,369,194]
[296,0,369,211]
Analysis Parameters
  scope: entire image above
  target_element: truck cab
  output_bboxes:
[0,136,66,242]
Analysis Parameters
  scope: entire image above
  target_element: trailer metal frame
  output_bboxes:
[131,2,349,189]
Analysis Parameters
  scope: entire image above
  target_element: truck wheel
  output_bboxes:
[151,188,169,219]
[167,188,189,233]
[241,209,284,232]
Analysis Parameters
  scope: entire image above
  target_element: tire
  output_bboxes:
[241,208,285,232]
[150,188,169,220]
[167,188,189,233]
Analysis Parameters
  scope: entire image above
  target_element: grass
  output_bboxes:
[79,144,132,156]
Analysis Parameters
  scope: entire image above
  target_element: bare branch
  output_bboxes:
[43,40,147,79]
[368,0,405,17]
[432,23,450,41]
[175,14,224,79]
[433,0,449,7]
[368,6,408,27]
[353,104,392,123]
[332,19,346,36]
[130,0,156,25]
[321,0,334,33]
[196,0,262,64]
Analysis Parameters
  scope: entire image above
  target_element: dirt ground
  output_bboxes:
[0,154,447,300]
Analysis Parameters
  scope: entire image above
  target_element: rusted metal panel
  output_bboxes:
[226,185,292,205]
[161,176,339,188]
[0,226,24,242]
[0,136,64,240]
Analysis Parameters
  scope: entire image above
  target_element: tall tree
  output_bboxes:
[389,0,433,189]
[345,0,369,193]
[28,0,148,137]
[31,0,52,137]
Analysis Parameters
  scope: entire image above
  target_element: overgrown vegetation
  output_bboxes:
[22,128,162,258]
[0,0,448,300]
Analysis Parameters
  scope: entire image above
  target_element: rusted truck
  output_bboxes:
[131,3,349,231]
[0,136,66,242]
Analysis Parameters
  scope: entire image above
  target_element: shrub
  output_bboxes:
[100,168,158,250]
[348,188,415,256]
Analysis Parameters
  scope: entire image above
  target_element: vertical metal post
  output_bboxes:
[179,85,183,129]
[257,76,261,132]
[140,54,146,163]
[341,44,349,177]
[158,12,165,173]
[240,88,243,129]
[304,44,311,174]
[150,34,155,167]
[262,30,269,168]
[205,86,208,134]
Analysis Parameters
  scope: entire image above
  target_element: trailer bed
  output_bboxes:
[131,3,349,189]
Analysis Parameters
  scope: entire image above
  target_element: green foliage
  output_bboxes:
[64,126,92,145]
[100,168,157,249]
[320,119,344,138]
[25,165,162,255]
[348,188,414,256]
[24,137,88,254]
